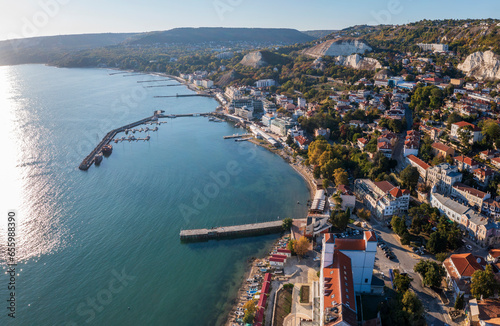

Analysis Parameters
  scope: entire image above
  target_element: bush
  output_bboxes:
[436,252,448,262]
[283,283,294,290]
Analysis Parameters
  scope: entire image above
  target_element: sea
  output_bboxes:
[0,64,309,325]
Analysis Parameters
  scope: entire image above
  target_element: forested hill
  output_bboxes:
[124,27,314,45]
[327,19,500,56]
[0,33,137,66]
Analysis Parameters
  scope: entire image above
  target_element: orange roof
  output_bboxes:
[492,157,500,164]
[358,137,369,144]
[364,231,377,242]
[453,183,488,199]
[407,154,430,170]
[325,233,335,243]
[489,249,500,259]
[389,187,410,198]
[450,253,484,277]
[374,181,396,193]
[454,155,478,166]
[334,239,366,251]
[432,142,452,152]
[323,251,357,324]
[453,121,480,131]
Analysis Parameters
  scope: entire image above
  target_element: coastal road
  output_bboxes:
[369,218,454,326]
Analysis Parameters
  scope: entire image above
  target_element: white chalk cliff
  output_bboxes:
[303,39,372,58]
[458,50,500,80]
[336,54,382,71]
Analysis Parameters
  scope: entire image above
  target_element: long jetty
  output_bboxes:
[154,94,212,98]
[145,84,184,88]
[179,220,284,242]
[79,112,211,170]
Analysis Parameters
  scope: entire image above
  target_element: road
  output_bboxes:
[369,218,454,326]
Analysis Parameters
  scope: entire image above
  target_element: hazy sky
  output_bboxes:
[1,0,500,41]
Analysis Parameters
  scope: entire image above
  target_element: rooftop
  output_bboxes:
[334,239,366,251]
[432,142,452,152]
[407,154,430,170]
[453,182,488,199]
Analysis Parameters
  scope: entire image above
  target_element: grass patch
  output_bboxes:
[273,286,293,326]
[299,285,310,304]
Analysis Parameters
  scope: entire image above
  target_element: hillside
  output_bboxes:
[0,33,136,66]
[302,30,338,39]
[125,27,314,45]
[239,50,291,68]
[302,38,372,58]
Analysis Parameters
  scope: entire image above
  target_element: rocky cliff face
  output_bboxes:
[458,50,500,80]
[303,39,372,58]
[239,51,267,68]
[336,54,381,71]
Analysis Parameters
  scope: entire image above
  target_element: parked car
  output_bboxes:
[466,244,472,250]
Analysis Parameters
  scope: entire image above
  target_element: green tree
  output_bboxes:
[413,260,446,288]
[482,120,500,142]
[322,179,330,190]
[435,252,448,262]
[454,293,465,310]
[401,290,425,323]
[458,125,473,150]
[282,218,293,231]
[357,208,371,220]
[333,168,349,186]
[391,215,406,236]
[287,239,296,255]
[393,270,412,293]
[400,166,420,191]
[294,236,310,257]
[329,209,349,231]
[426,232,446,254]
[471,265,499,300]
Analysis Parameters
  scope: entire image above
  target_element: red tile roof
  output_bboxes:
[390,187,410,198]
[269,257,285,262]
[407,154,430,170]
[325,233,335,243]
[277,248,291,254]
[432,142,452,153]
[358,137,369,145]
[453,121,480,131]
[271,254,288,260]
[454,155,478,167]
[364,231,377,242]
[453,183,488,199]
[450,253,484,277]
[489,249,500,259]
[334,239,366,251]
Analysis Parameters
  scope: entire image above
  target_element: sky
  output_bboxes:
[1,0,500,41]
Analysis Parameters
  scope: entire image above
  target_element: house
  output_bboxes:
[480,150,496,160]
[377,131,398,146]
[426,163,462,196]
[487,249,500,263]
[483,198,500,219]
[315,128,331,139]
[377,142,393,158]
[357,137,369,150]
[406,155,430,181]
[335,185,356,211]
[451,182,490,209]
[277,248,291,257]
[349,120,365,128]
[443,253,484,300]
[431,142,455,158]
[468,298,500,326]
[295,135,311,150]
[492,157,500,169]
[473,166,494,188]
[454,155,479,172]
[269,256,285,267]
[354,179,410,220]
[450,121,483,143]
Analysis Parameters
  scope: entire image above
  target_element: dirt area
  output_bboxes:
[273,286,293,326]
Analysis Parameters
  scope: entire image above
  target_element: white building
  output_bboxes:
[234,106,254,120]
[406,155,430,181]
[417,43,449,52]
[319,231,378,325]
[426,163,462,196]
[450,121,483,143]
[255,79,276,88]
[354,179,410,220]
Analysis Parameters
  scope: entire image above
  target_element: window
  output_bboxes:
[365,278,368,283]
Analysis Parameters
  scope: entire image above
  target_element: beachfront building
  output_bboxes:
[354,179,410,220]
[318,231,378,326]
[426,163,462,196]
[270,117,295,136]
[332,185,356,211]
[234,105,254,120]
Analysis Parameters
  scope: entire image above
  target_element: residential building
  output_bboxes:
[492,157,500,169]
[357,137,369,151]
[234,105,254,120]
[480,150,496,161]
[336,185,356,211]
[406,155,430,180]
[453,155,479,172]
[270,117,295,136]
[451,182,490,209]
[474,166,495,188]
[377,142,393,158]
[426,163,462,195]
[295,135,311,150]
[315,128,331,139]
[255,79,275,88]
[417,43,449,52]
[431,142,455,158]
[450,121,483,143]
[482,198,500,219]
[354,179,410,220]
[443,253,484,300]
[319,231,378,325]
[404,130,420,157]
[487,249,500,263]
[468,298,500,326]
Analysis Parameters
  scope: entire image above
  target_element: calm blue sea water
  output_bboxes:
[0,65,309,325]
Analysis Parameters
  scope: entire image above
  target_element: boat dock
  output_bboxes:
[223,133,253,139]
[144,84,184,88]
[179,220,285,242]
[79,112,211,170]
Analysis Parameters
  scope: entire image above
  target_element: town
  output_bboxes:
[169,22,500,326]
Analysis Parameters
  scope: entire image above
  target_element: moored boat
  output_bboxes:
[94,152,103,165]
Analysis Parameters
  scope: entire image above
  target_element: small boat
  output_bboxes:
[94,152,103,165]
[102,144,113,154]
[208,117,215,121]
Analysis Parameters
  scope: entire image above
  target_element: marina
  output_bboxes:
[179,220,287,242]
[223,133,253,139]
[78,111,211,170]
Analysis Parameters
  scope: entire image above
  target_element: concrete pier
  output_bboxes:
[179,220,285,242]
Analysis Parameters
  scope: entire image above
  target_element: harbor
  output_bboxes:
[179,220,287,242]
[78,111,211,170]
